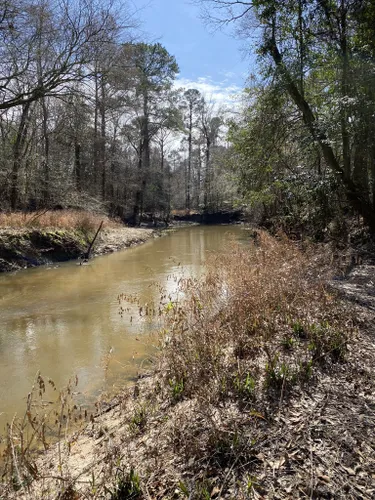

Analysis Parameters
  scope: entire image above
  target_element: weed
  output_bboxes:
[245,474,259,495]
[281,336,295,350]
[264,353,296,393]
[1,372,86,493]
[178,480,190,497]
[207,429,246,468]
[233,372,256,400]
[194,478,213,500]
[308,322,346,362]
[169,377,185,402]
[299,359,314,381]
[157,230,352,411]
[57,484,80,499]
[108,469,142,499]
[129,405,147,433]
[292,321,306,339]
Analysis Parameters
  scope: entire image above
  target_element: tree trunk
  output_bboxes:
[187,104,193,212]
[41,96,50,205]
[100,76,106,200]
[74,140,82,192]
[137,90,150,224]
[196,144,202,208]
[93,68,100,189]
[340,0,351,179]
[298,0,304,98]
[268,34,375,234]
[11,102,31,210]
[131,140,143,226]
[352,133,370,203]
[204,138,211,213]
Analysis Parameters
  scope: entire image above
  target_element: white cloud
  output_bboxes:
[174,76,242,112]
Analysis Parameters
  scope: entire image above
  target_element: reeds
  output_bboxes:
[0,210,120,233]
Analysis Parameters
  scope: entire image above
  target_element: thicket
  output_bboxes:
[213,0,375,240]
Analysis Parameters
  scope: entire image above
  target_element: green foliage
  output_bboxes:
[281,336,295,350]
[292,321,306,339]
[225,0,375,235]
[178,480,190,497]
[129,405,148,433]
[233,371,256,399]
[169,377,184,402]
[109,469,142,500]
[307,322,346,363]
[228,83,347,237]
[178,478,214,500]
[127,42,179,92]
[265,354,294,391]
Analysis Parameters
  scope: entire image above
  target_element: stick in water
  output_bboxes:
[81,221,103,262]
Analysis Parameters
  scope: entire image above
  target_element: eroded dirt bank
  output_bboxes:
[0,226,156,273]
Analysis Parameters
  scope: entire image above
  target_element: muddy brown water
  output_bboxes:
[0,225,247,433]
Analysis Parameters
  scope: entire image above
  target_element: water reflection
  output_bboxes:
[0,225,246,430]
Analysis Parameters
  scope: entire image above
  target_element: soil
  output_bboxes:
[93,227,156,256]
[0,226,157,273]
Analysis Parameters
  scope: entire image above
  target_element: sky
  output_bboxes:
[130,0,255,107]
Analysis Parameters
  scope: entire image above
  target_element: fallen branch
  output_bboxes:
[82,221,103,260]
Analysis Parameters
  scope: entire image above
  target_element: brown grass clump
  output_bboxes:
[145,231,373,498]
[0,373,90,497]
[0,210,121,233]
[160,231,352,405]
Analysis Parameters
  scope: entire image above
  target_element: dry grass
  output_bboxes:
[170,209,200,216]
[159,231,351,404]
[0,210,121,233]
[2,231,374,499]
[145,232,373,499]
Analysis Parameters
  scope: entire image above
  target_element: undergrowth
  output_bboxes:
[148,231,356,496]
[159,231,352,405]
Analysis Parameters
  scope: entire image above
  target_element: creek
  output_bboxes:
[0,225,246,433]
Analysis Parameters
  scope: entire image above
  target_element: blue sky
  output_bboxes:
[130,0,254,105]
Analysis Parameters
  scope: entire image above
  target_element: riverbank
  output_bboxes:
[2,230,374,499]
[0,211,157,273]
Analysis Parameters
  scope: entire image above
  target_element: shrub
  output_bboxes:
[158,231,354,405]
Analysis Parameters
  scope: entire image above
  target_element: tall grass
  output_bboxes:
[0,373,88,497]
[159,230,353,404]
[0,210,121,232]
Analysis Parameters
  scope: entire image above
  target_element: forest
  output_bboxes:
[0,0,236,226]
[2,0,375,238]
[219,0,375,238]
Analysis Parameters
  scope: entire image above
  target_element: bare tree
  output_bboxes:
[0,0,124,111]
